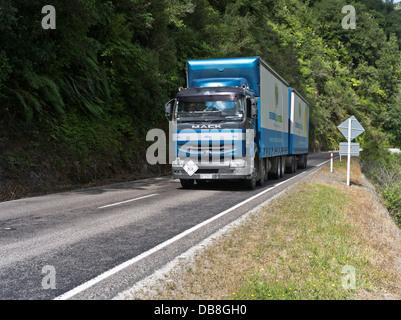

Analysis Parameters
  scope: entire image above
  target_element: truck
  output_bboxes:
[164,57,309,189]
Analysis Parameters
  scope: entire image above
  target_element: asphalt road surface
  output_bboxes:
[0,152,337,300]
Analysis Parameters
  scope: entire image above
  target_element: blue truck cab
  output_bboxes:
[165,57,309,189]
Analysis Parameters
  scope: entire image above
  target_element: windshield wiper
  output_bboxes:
[177,119,215,123]
[224,116,243,120]
[208,119,226,123]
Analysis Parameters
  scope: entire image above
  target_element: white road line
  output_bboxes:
[54,157,329,300]
[98,194,158,209]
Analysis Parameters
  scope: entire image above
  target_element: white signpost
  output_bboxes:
[337,116,365,186]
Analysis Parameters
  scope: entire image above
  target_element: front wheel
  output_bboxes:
[244,158,258,190]
[256,158,265,186]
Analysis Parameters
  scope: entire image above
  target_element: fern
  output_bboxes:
[14,90,33,123]
[38,76,65,115]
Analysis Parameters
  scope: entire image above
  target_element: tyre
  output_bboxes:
[245,158,258,190]
[285,156,293,174]
[268,157,280,180]
[280,156,285,178]
[263,158,269,181]
[297,155,307,169]
[180,179,194,189]
[256,157,265,186]
[286,156,295,174]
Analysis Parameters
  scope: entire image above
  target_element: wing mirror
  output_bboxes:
[165,99,176,118]
[246,97,258,119]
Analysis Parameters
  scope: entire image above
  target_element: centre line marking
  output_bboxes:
[98,194,158,209]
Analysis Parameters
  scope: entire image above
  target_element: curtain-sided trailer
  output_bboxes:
[165,57,309,189]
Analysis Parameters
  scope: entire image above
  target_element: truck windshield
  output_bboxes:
[175,99,244,122]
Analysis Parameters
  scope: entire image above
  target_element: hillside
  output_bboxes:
[0,0,400,199]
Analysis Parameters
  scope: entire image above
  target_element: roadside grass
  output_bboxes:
[233,183,369,300]
[128,159,401,300]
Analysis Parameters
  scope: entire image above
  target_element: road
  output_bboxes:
[0,152,336,300]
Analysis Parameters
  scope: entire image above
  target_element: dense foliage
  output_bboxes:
[362,152,401,226]
[0,0,400,192]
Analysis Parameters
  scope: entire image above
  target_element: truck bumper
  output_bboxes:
[172,160,252,180]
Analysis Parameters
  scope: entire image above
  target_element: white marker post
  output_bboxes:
[330,152,333,173]
[347,118,351,186]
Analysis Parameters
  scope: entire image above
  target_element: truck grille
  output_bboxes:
[196,169,219,174]
[178,142,236,163]
[178,143,236,154]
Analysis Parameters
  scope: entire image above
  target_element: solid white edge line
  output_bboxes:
[317,159,330,166]
[98,194,158,209]
[55,157,329,300]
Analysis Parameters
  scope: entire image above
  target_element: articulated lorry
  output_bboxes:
[165,57,309,189]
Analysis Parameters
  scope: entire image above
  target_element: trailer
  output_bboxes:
[165,57,309,189]
[287,88,309,172]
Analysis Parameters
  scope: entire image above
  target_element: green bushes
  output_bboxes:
[362,152,401,226]
[383,184,401,221]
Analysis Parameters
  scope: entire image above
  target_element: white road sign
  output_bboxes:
[337,116,365,141]
[339,142,360,156]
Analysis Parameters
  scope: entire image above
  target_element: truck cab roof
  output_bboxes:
[176,87,252,101]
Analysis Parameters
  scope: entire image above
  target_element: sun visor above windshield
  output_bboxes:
[176,87,246,102]
[191,77,249,89]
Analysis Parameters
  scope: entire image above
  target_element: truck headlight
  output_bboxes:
[172,158,184,167]
[229,159,247,168]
